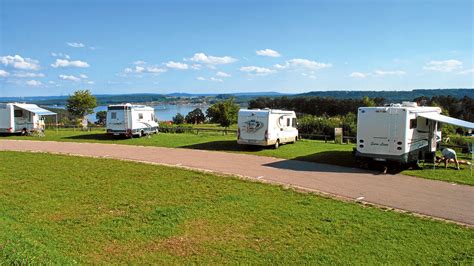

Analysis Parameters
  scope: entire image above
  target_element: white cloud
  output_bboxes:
[423,59,463,72]
[133,60,146,65]
[457,68,474,75]
[240,66,275,76]
[67,42,85,48]
[349,72,367,78]
[13,72,45,78]
[51,59,90,68]
[0,70,10,77]
[302,73,316,79]
[190,53,237,65]
[86,81,95,84]
[0,55,40,70]
[26,80,42,86]
[79,74,88,79]
[191,64,202,70]
[123,65,167,75]
[216,71,231,77]
[59,74,81,82]
[373,70,406,76]
[256,49,281,57]
[275,58,332,71]
[196,77,206,81]
[51,52,70,59]
[210,77,223,82]
[349,70,405,78]
[165,61,189,70]
[146,66,167,74]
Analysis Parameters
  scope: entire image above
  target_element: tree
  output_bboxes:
[172,113,185,124]
[362,96,376,107]
[66,90,97,118]
[95,111,107,125]
[185,108,205,124]
[206,98,239,128]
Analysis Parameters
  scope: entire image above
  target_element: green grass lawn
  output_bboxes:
[0,151,472,264]
[2,129,473,185]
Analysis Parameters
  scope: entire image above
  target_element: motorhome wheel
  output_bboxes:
[274,140,280,149]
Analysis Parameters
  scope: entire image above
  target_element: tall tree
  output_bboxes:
[206,98,239,128]
[185,108,205,124]
[95,111,107,125]
[66,90,97,129]
[66,90,97,118]
[172,113,185,124]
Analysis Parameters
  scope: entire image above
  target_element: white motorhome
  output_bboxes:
[355,102,474,165]
[237,109,298,148]
[106,103,159,137]
[0,103,56,134]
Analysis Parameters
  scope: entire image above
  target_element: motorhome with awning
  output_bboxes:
[355,102,474,165]
[0,103,56,134]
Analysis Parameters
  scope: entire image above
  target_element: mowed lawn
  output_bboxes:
[2,129,473,185]
[0,152,473,264]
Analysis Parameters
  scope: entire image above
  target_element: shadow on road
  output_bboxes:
[262,159,369,174]
[180,140,266,152]
[64,133,125,141]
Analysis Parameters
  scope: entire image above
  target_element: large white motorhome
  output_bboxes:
[355,102,474,165]
[106,103,159,137]
[0,103,56,134]
[237,109,298,148]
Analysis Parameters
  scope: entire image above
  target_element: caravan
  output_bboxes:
[355,102,474,165]
[0,103,56,134]
[237,109,298,148]
[106,103,159,137]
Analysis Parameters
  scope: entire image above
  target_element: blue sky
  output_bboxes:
[0,0,472,97]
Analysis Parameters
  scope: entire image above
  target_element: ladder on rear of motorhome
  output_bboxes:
[124,105,129,134]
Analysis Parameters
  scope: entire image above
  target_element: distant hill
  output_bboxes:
[1,89,471,105]
[297,89,473,102]
[166,91,288,97]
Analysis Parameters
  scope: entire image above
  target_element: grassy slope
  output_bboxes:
[2,129,473,185]
[0,151,473,264]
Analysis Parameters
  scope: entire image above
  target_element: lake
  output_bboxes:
[46,104,209,122]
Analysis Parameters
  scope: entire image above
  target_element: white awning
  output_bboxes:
[417,112,474,129]
[14,103,56,116]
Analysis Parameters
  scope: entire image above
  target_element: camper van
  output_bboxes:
[106,103,159,137]
[355,102,474,165]
[0,103,56,134]
[237,109,298,148]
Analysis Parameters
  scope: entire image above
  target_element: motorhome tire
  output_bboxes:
[274,140,280,149]
[21,128,27,136]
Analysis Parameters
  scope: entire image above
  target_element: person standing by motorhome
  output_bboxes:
[437,147,460,170]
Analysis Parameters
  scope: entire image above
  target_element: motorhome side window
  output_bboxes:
[410,118,417,129]
[111,112,117,119]
[287,118,290,127]
[138,113,143,119]
[292,118,296,128]
[14,110,23,117]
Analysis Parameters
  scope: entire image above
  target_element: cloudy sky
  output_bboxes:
[0,0,472,97]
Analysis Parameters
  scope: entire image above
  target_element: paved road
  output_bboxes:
[2,140,473,226]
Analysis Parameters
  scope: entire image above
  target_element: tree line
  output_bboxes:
[248,96,385,117]
[249,95,474,122]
